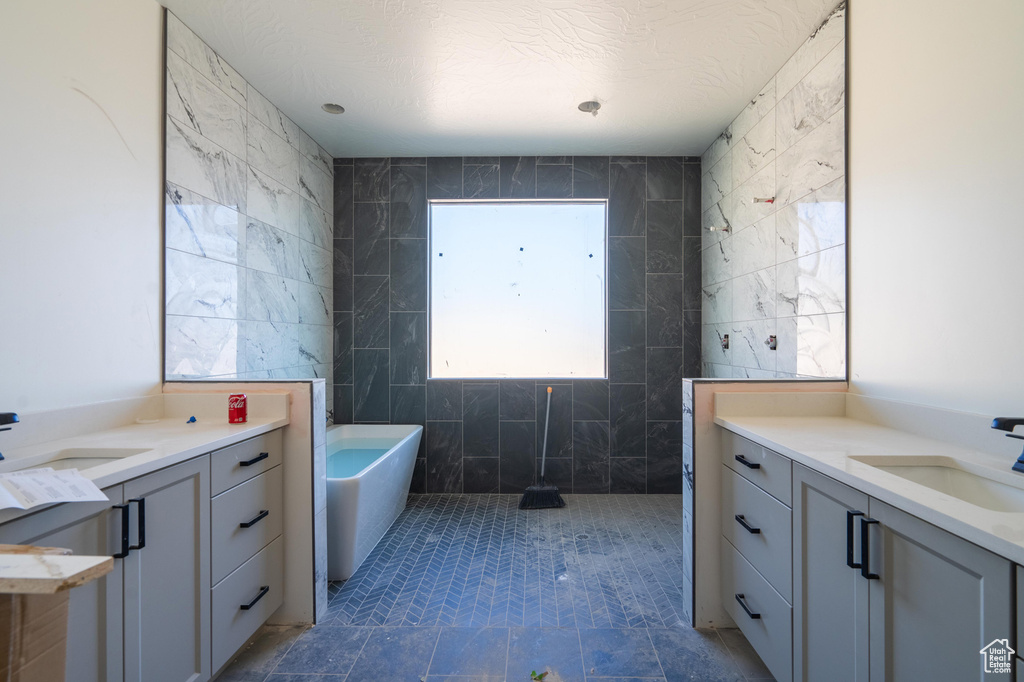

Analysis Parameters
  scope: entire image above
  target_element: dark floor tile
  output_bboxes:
[346,627,440,682]
[717,628,774,680]
[429,628,510,677]
[425,676,505,682]
[273,625,370,675]
[578,628,663,678]
[266,675,347,681]
[506,627,584,682]
[648,628,744,682]
[217,625,307,682]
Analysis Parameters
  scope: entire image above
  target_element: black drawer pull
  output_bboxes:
[735,514,761,534]
[112,504,130,559]
[860,517,880,580]
[240,585,270,610]
[239,451,269,467]
[240,510,269,528]
[128,497,146,551]
[734,454,761,470]
[846,510,864,569]
[735,593,761,619]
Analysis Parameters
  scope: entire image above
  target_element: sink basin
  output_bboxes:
[5,448,152,473]
[850,456,1024,513]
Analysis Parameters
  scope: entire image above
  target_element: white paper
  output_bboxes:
[0,468,109,510]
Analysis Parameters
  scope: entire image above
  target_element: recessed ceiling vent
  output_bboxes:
[577,100,601,117]
[322,103,346,114]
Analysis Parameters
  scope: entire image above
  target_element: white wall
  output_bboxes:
[849,0,1024,415]
[0,0,164,412]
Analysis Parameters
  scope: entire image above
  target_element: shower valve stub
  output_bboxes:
[721,334,730,350]
[764,335,777,350]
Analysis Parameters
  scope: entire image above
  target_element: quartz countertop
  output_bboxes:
[714,394,1024,565]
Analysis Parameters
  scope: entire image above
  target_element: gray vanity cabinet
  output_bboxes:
[123,455,211,682]
[0,485,126,682]
[866,499,1012,682]
[792,464,869,682]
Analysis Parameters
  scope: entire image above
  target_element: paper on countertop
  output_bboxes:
[0,468,109,510]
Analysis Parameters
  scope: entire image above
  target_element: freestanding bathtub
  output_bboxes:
[325,423,423,580]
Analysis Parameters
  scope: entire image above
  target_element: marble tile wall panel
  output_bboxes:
[164,12,334,414]
[335,156,701,493]
[699,2,846,379]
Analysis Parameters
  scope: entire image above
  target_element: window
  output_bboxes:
[429,201,607,379]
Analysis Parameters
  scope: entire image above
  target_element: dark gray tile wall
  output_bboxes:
[332,156,702,493]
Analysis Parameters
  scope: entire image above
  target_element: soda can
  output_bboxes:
[228,393,248,423]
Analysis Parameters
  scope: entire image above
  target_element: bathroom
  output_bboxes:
[1,0,1022,680]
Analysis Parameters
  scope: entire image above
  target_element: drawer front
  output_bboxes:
[211,430,282,495]
[211,465,284,584]
[721,539,793,682]
[721,465,792,603]
[722,429,792,505]
[212,536,284,673]
[1017,565,1023,655]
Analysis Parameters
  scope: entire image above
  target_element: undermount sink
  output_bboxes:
[850,455,1024,513]
[6,448,152,473]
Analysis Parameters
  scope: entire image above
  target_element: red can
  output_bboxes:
[228,394,247,423]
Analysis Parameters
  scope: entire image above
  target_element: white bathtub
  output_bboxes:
[325,423,423,581]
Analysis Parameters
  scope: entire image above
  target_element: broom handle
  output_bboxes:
[540,387,552,480]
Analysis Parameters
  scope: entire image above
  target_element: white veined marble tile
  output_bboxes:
[730,319,777,372]
[247,114,301,195]
[165,315,244,378]
[702,127,732,175]
[299,324,333,366]
[730,77,776,142]
[776,176,845,263]
[734,367,777,379]
[701,279,733,324]
[166,116,247,213]
[247,166,302,235]
[245,218,299,279]
[245,320,298,372]
[298,282,332,326]
[776,2,847,100]
[776,312,846,377]
[314,507,329,621]
[701,324,731,366]
[310,144,335,178]
[166,13,246,107]
[732,214,776,277]
[298,240,333,288]
[732,267,777,322]
[701,201,732,249]
[165,182,245,265]
[701,153,732,212]
[732,109,777,189]
[299,199,333,251]
[777,40,845,154]
[165,249,244,319]
[682,509,693,581]
[166,51,247,160]
[701,237,734,287]
[246,270,299,323]
[297,154,333,214]
[776,244,846,317]
[729,161,775,232]
[247,84,302,147]
[775,109,844,208]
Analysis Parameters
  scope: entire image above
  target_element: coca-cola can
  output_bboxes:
[228,394,247,423]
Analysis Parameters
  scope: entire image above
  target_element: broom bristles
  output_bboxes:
[519,483,566,509]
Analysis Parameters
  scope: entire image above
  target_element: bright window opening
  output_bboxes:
[429,201,607,379]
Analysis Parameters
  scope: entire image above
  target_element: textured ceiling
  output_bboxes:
[159,0,840,157]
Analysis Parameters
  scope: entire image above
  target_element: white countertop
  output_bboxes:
[714,394,1024,565]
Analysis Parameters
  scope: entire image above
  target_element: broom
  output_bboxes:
[519,386,566,509]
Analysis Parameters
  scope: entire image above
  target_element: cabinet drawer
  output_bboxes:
[721,539,793,682]
[1017,565,1023,656]
[722,429,791,505]
[721,465,792,603]
[211,466,283,584]
[212,536,284,673]
[211,430,282,495]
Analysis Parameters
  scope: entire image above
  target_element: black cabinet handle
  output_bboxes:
[240,585,270,611]
[240,510,269,529]
[128,498,146,551]
[239,452,269,467]
[735,514,761,534]
[846,510,864,569]
[734,454,761,470]
[860,517,880,580]
[112,504,130,559]
[735,593,761,619]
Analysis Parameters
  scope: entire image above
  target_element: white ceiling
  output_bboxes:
[160,0,840,157]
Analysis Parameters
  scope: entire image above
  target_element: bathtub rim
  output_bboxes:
[324,423,422,482]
